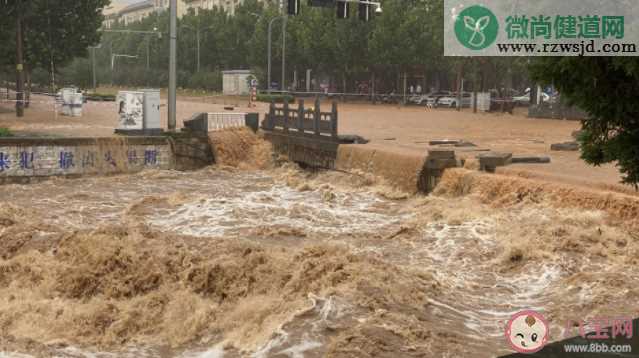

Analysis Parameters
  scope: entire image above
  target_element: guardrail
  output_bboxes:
[261,98,338,140]
[184,112,259,133]
[206,113,246,130]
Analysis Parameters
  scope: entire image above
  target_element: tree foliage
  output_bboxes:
[1,0,529,95]
[0,0,109,72]
[530,57,639,186]
[83,0,529,92]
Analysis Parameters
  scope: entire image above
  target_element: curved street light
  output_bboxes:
[267,15,287,94]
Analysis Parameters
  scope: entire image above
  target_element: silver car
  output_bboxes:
[423,91,452,106]
[437,92,472,108]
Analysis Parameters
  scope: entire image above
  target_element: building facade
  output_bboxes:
[102,2,126,28]
[102,0,253,28]
[183,0,243,16]
[118,0,187,26]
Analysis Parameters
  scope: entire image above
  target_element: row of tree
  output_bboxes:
[13,0,529,95]
[0,0,109,89]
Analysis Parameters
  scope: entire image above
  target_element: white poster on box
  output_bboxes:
[116,91,144,130]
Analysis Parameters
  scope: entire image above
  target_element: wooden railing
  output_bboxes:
[261,98,338,140]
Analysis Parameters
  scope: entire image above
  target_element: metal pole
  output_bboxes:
[92,47,97,92]
[15,4,24,117]
[196,29,201,73]
[168,0,177,131]
[281,16,287,92]
[110,43,114,85]
[146,38,150,70]
[267,18,274,94]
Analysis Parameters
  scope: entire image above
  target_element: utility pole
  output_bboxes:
[267,17,275,94]
[473,58,478,113]
[90,45,102,92]
[267,15,286,94]
[196,29,201,73]
[281,16,287,92]
[456,62,463,111]
[15,3,24,117]
[146,38,150,70]
[168,0,177,131]
[92,47,97,92]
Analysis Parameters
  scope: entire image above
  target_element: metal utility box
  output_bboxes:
[471,92,491,112]
[222,70,252,95]
[58,87,83,117]
[141,89,161,131]
[115,89,163,135]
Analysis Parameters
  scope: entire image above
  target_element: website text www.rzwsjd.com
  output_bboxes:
[563,342,633,354]
[497,40,637,56]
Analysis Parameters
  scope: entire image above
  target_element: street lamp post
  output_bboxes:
[168,0,177,131]
[146,38,150,69]
[267,15,286,94]
[281,16,287,92]
[89,44,102,92]
[196,29,200,72]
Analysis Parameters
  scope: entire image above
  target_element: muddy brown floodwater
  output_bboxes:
[0,130,637,358]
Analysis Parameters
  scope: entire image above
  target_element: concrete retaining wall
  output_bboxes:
[0,137,171,181]
[0,135,213,184]
[168,134,215,171]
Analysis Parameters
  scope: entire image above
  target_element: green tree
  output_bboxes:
[530,57,639,187]
[0,0,109,70]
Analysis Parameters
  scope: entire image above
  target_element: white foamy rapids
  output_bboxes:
[180,346,226,358]
[0,346,227,358]
[0,353,34,358]
[148,183,410,238]
[1,346,164,358]
[417,220,562,339]
[251,294,346,358]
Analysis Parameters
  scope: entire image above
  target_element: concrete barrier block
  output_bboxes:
[511,156,551,164]
[426,158,459,170]
[478,152,513,169]
[551,142,579,151]
[429,140,460,146]
[427,149,455,160]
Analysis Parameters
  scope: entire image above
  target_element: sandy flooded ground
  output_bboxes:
[0,93,632,195]
[0,130,637,357]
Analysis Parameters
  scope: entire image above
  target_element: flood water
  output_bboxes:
[0,132,637,357]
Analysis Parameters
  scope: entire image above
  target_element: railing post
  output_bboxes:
[331,101,338,139]
[314,97,321,136]
[283,101,289,133]
[298,99,304,134]
[264,101,275,130]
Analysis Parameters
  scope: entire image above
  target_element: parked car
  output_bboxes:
[407,94,426,105]
[423,91,452,106]
[437,92,472,108]
[381,91,400,104]
[512,90,551,106]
